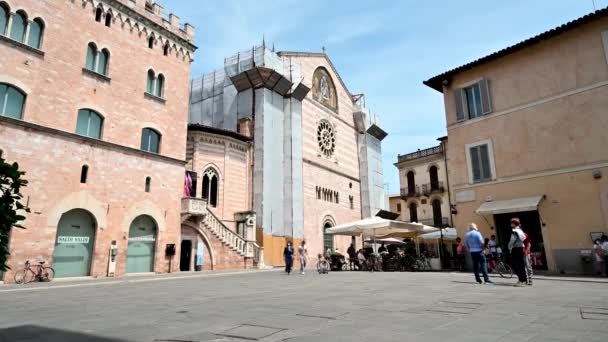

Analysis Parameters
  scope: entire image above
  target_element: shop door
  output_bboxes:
[126,215,157,273]
[180,240,192,271]
[494,211,547,270]
[52,209,96,278]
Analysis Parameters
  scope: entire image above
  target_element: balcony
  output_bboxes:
[421,181,446,196]
[419,217,450,228]
[400,185,421,199]
[181,197,207,217]
[397,145,443,163]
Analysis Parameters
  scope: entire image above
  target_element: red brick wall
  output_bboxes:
[0,0,194,283]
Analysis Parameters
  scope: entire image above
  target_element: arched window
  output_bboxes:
[0,83,26,119]
[163,43,170,56]
[432,199,442,228]
[148,36,154,49]
[141,128,160,153]
[429,165,439,191]
[155,74,164,98]
[80,165,89,184]
[323,222,334,252]
[201,168,218,207]
[146,69,155,94]
[104,11,112,27]
[85,43,97,71]
[9,10,27,42]
[145,177,151,192]
[95,7,103,22]
[97,48,109,75]
[407,171,416,195]
[76,109,103,139]
[0,3,9,36]
[27,18,43,49]
[409,202,418,223]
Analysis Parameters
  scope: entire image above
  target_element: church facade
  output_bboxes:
[186,46,387,266]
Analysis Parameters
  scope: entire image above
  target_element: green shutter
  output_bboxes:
[150,131,159,153]
[89,112,102,139]
[0,6,7,36]
[4,86,24,119]
[479,144,491,180]
[9,13,26,42]
[155,76,164,97]
[0,84,6,116]
[27,20,41,49]
[470,146,481,182]
[454,88,465,122]
[146,72,155,94]
[97,50,107,75]
[479,79,492,115]
[76,110,89,136]
[86,45,96,71]
[141,128,150,151]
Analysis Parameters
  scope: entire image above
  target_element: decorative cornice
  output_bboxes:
[81,0,196,60]
[0,116,186,165]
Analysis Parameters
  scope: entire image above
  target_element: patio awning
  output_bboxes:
[475,195,544,215]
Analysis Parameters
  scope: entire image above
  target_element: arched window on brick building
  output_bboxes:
[202,168,219,207]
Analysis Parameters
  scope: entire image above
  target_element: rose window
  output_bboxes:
[317,120,336,157]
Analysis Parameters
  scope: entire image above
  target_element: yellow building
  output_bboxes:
[424,8,608,274]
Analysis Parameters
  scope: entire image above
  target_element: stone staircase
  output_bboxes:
[202,209,248,257]
[181,198,263,265]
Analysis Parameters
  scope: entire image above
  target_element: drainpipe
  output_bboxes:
[438,136,452,269]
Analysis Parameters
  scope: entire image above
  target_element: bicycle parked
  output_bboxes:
[14,260,55,284]
[493,258,513,278]
[413,254,432,272]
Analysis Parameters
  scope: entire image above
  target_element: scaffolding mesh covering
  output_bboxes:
[189,45,301,131]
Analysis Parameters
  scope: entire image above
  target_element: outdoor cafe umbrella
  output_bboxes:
[326,217,438,254]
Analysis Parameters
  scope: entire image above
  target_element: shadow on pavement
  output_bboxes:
[451,280,515,287]
[0,325,131,342]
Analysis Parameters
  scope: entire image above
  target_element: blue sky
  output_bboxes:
[157,0,605,194]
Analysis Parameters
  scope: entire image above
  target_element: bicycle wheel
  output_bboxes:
[14,269,36,284]
[502,263,513,279]
[41,267,55,282]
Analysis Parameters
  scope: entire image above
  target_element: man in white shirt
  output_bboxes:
[508,218,528,287]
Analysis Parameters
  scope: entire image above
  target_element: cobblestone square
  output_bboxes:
[1,271,607,341]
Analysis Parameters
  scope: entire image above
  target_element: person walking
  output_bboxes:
[298,241,308,275]
[593,238,605,276]
[601,235,608,277]
[523,231,533,285]
[508,218,528,287]
[455,237,465,271]
[488,235,498,272]
[283,241,294,275]
[347,243,357,270]
[464,223,492,284]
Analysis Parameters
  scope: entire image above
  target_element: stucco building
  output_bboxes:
[0,0,195,282]
[185,45,387,266]
[424,8,608,273]
[392,139,451,228]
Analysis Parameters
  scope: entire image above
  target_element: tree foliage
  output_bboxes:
[0,155,29,272]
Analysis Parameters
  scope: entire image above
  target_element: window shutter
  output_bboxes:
[479,78,492,115]
[470,146,481,182]
[454,89,465,122]
[479,144,491,180]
